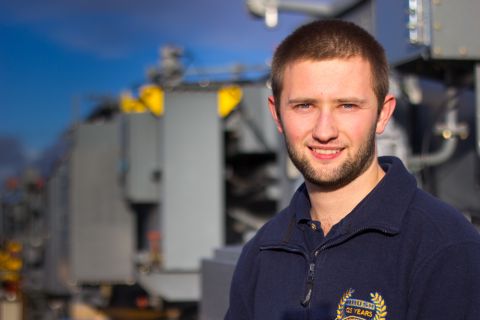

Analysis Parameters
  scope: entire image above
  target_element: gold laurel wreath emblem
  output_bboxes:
[370,292,387,320]
[335,288,355,320]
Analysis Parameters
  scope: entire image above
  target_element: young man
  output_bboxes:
[225,20,480,320]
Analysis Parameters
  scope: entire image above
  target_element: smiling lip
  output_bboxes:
[309,147,343,159]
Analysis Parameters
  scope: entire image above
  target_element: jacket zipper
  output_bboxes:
[260,243,316,308]
[260,227,391,309]
[300,228,379,307]
[300,227,391,307]
[301,261,316,307]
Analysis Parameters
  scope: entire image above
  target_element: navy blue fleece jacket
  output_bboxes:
[225,156,480,320]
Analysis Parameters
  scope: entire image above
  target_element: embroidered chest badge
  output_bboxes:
[335,288,387,320]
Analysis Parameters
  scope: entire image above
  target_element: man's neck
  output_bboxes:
[305,160,385,235]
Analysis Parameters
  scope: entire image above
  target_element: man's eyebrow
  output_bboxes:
[335,97,367,104]
[287,98,319,105]
[287,97,368,104]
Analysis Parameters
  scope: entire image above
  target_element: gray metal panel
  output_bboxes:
[430,0,480,60]
[122,113,161,203]
[375,0,480,64]
[477,63,480,155]
[44,162,70,294]
[374,0,427,66]
[162,91,223,270]
[340,0,375,34]
[70,120,134,283]
[237,85,278,152]
[200,246,242,320]
[138,271,200,302]
[435,150,480,216]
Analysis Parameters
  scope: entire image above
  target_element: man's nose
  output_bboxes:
[311,110,338,142]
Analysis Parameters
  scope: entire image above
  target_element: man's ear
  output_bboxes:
[268,96,283,133]
[376,94,396,135]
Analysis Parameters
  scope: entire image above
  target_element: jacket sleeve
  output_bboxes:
[406,241,480,319]
[224,241,257,320]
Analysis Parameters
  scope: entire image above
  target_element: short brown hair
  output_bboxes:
[271,19,389,113]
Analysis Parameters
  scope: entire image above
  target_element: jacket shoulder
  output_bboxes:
[407,189,480,244]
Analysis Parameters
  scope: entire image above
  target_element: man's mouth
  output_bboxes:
[311,148,341,155]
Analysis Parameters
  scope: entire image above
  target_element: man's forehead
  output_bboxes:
[280,57,376,101]
[281,57,375,88]
[285,56,371,68]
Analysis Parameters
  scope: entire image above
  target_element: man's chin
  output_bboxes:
[304,175,352,191]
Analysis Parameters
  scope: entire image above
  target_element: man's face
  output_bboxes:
[269,57,391,189]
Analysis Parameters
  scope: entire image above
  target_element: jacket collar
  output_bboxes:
[290,156,417,237]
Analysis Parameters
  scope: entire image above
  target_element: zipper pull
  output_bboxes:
[301,284,313,307]
[300,262,316,307]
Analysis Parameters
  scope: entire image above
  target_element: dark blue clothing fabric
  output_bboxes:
[225,156,480,320]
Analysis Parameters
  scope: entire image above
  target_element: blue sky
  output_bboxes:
[0,0,306,180]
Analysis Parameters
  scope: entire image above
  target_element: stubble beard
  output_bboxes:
[284,125,377,191]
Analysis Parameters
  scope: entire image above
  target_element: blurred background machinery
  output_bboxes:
[1,0,480,319]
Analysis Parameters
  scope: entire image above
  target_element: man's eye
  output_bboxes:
[342,104,355,110]
[296,103,311,109]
